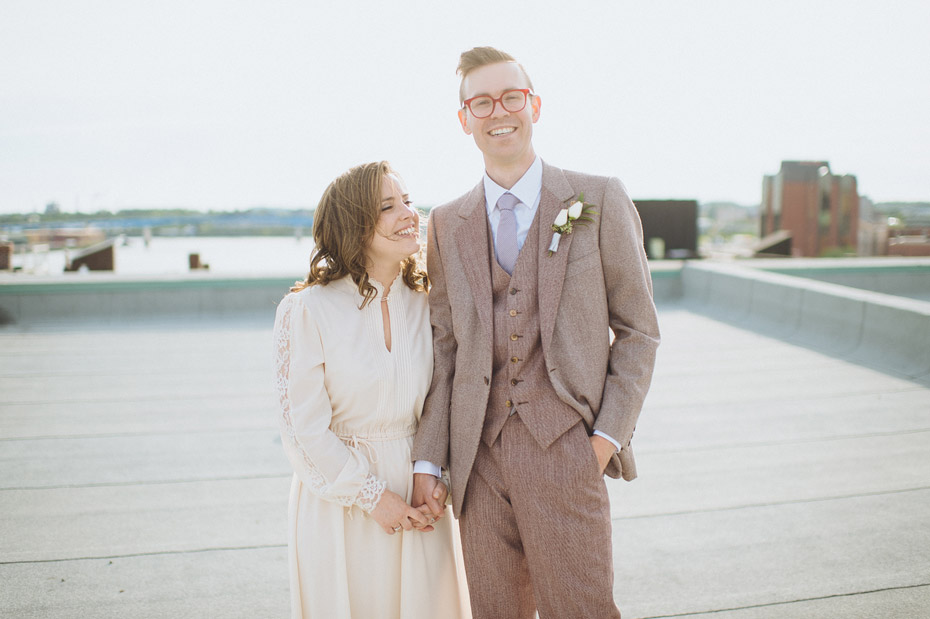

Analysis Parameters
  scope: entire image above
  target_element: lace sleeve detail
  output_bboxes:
[273,293,364,507]
[274,294,329,495]
[355,473,387,514]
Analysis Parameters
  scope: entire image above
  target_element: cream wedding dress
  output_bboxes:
[272,275,470,619]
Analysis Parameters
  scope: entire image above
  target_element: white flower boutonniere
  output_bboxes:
[548,192,597,255]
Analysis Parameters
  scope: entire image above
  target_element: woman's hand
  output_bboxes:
[413,503,444,531]
[370,489,431,535]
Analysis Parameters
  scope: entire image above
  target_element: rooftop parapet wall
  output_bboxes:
[0,265,687,328]
[751,257,930,300]
[0,274,298,327]
[680,260,930,382]
[3,261,928,384]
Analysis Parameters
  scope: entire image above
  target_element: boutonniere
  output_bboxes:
[548,192,597,255]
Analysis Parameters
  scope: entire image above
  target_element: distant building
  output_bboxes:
[760,161,859,257]
[887,217,930,256]
[24,227,105,250]
[887,232,930,256]
[64,238,117,272]
[857,195,889,257]
[634,200,699,259]
[753,230,792,258]
[0,242,12,270]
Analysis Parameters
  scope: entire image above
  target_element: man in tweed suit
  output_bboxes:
[412,46,660,618]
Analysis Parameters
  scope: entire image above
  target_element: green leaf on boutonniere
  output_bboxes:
[548,192,598,255]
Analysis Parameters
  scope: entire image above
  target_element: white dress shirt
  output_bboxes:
[484,155,543,251]
[414,158,619,479]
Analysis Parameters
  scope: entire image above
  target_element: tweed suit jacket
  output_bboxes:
[412,161,660,515]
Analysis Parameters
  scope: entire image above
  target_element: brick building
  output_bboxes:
[761,161,859,257]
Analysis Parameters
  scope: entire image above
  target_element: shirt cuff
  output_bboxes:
[593,430,621,452]
[413,460,442,477]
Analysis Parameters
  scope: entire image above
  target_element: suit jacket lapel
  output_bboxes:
[537,162,577,353]
[454,182,494,339]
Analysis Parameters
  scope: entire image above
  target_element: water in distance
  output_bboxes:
[13,236,317,277]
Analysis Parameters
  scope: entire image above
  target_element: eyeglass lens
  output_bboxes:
[469,90,527,118]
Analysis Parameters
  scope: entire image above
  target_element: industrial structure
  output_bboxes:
[760,161,859,258]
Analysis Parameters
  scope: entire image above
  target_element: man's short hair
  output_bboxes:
[457,46,535,104]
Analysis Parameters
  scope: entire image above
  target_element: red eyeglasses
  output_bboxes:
[462,89,533,118]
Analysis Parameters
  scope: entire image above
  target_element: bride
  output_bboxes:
[272,161,470,618]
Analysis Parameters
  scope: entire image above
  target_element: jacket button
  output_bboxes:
[509,309,517,317]
[483,376,489,385]
[511,379,518,386]
[505,400,512,408]
[510,334,519,341]
[509,288,518,295]
[511,356,519,363]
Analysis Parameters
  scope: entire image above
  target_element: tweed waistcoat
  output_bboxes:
[482,211,580,447]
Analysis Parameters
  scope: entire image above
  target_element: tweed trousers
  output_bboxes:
[459,415,621,618]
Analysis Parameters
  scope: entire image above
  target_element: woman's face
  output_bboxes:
[366,173,420,267]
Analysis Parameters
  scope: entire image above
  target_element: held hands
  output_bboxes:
[370,489,432,535]
[412,473,448,522]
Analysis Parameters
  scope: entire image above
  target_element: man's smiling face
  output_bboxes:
[458,61,541,171]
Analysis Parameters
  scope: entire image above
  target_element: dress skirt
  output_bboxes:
[287,431,469,618]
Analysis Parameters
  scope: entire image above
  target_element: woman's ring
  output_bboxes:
[392,524,402,532]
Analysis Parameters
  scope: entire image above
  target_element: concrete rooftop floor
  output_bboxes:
[1,304,929,618]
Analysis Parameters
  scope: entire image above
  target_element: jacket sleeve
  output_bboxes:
[411,214,454,468]
[593,177,661,448]
[272,292,386,512]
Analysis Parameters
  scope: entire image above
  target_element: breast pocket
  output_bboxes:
[565,249,601,279]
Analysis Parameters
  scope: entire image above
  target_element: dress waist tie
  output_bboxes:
[342,434,379,464]
[337,433,402,520]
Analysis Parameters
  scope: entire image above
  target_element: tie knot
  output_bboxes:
[497,192,520,213]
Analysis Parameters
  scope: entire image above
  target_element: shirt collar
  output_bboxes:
[483,156,543,215]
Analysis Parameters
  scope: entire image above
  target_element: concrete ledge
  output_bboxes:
[747,275,802,338]
[795,284,866,356]
[0,267,685,327]
[857,298,930,379]
[0,274,297,327]
[646,261,684,304]
[4,262,928,383]
[753,257,930,300]
[680,261,930,380]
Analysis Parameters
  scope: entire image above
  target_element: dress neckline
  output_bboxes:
[330,272,405,304]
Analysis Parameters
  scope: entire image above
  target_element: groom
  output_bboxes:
[412,46,660,618]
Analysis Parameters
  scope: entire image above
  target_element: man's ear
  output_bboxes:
[458,108,472,135]
[530,95,542,123]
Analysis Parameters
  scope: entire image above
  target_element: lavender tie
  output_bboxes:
[495,192,520,274]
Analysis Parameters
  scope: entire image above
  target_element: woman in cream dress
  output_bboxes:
[272,161,469,618]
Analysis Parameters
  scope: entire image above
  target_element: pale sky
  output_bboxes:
[1,0,928,214]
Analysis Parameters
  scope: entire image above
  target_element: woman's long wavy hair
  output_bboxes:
[290,161,428,307]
